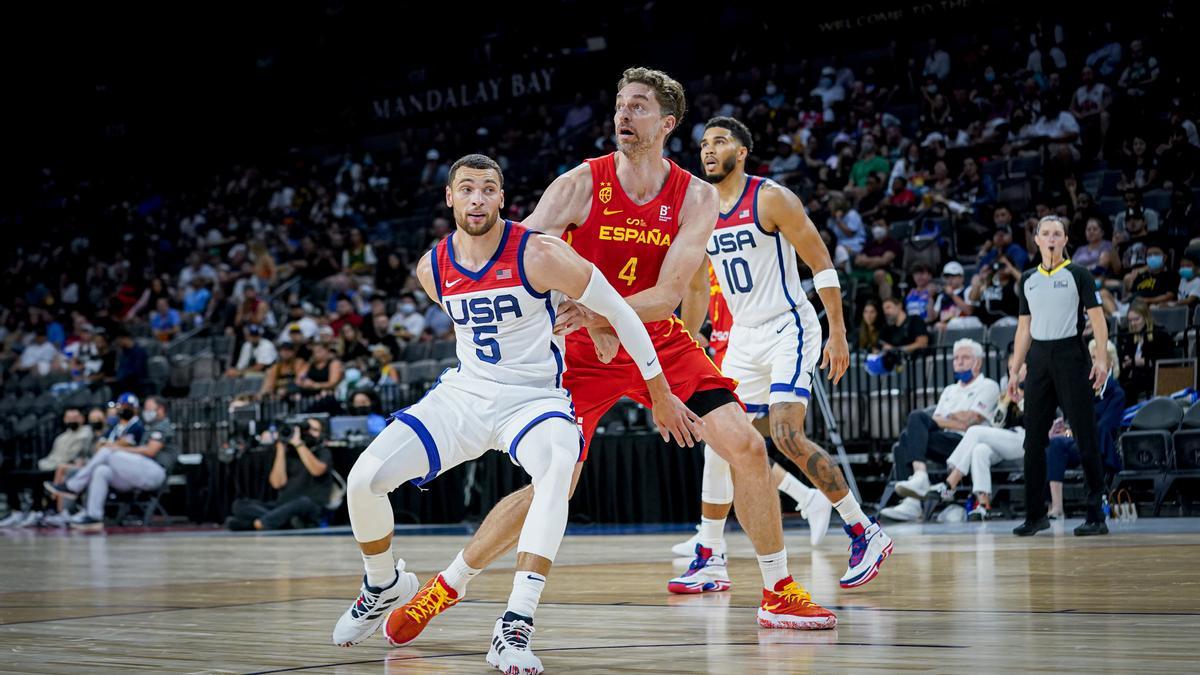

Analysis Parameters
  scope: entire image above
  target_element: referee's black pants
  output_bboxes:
[1023,337,1105,522]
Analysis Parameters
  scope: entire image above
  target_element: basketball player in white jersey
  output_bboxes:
[667,118,893,595]
[332,154,700,675]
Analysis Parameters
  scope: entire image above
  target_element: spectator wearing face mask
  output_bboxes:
[1176,257,1200,307]
[389,293,426,341]
[0,409,94,528]
[810,66,845,122]
[1124,246,1178,306]
[853,220,903,299]
[348,390,388,437]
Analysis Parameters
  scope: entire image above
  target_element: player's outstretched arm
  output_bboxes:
[525,235,702,447]
[521,163,593,239]
[761,183,850,385]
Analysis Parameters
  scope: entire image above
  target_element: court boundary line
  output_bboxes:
[241,640,970,675]
[4,596,1198,629]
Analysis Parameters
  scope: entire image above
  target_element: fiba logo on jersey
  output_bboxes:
[659,205,671,222]
[598,182,613,204]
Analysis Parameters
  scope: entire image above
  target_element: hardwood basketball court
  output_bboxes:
[2,519,1198,673]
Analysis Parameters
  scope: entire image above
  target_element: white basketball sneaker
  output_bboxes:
[486,614,543,675]
[798,492,833,547]
[332,558,419,647]
[671,526,726,557]
[667,544,732,594]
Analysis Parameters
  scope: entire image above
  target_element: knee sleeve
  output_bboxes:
[701,444,734,505]
[347,421,431,543]
[514,419,576,562]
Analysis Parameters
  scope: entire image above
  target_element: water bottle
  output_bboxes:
[1101,494,1111,520]
[965,494,976,515]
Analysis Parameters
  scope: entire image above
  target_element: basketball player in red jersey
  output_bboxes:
[387,68,837,645]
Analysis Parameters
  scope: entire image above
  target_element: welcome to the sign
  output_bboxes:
[370,68,557,121]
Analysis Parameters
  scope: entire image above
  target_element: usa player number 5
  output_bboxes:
[472,326,502,363]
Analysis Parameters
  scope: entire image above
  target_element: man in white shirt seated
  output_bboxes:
[225,324,278,378]
[14,328,64,376]
[880,339,1000,521]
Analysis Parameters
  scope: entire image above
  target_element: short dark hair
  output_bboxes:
[447,154,503,188]
[704,116,754,153]
[618,67,687,134]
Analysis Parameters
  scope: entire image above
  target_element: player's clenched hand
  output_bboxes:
[590,327,620,363]
[554,300,585,335]
[820,332,850,385]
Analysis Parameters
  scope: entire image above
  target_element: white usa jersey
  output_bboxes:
[705,176,812,327]
[433,221,566,390]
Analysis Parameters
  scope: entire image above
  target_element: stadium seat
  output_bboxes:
[1112,398,1181,513]
[940,325,986,347]
[1141,189,1171,214]
[148,356,170,394]
[1097,196,1124,216]
[1007,154,1042,178]
[1151,306,1189,336]
[432,340,457,361]
[12,393,36,417]
[404,342,433,362]
[986,323,1017,353]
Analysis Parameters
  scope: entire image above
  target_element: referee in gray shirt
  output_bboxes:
[1009,216,1110,537]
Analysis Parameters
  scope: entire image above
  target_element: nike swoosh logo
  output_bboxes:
[603,208,623,215]
[646,357,657,367]
[526,575,544,582]
[776,325,787,334]
[445,279,462,288]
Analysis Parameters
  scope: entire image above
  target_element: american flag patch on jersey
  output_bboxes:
[496,268,512,279]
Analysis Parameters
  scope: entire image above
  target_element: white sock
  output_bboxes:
[777,472,814,506]
[833,493,871,530]
[506,571,546,621]
[757,549,790,591]
[362,550,396,589]
[910,470,928,484]
[440,549,481,596]
[698,516,726,551]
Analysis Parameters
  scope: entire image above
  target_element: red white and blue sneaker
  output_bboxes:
[839,518,893,588]
[667,544,732,594]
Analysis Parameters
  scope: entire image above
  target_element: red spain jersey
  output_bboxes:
[559,154,738,460]
[565,152,691,336]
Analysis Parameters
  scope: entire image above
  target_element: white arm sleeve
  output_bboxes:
[576,265,664,380]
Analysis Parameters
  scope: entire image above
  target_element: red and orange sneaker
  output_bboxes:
[757,577,837,630]
[384,574,461,646]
